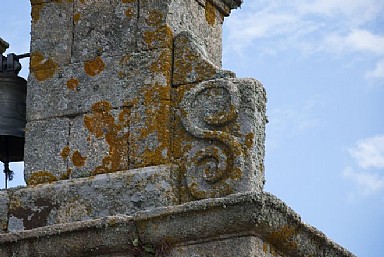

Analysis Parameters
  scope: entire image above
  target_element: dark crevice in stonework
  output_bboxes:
[170,33,176,88]
[70,0,75,62]
[66,117,73,179]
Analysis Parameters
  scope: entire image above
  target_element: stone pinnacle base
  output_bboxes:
[0,192,355,257]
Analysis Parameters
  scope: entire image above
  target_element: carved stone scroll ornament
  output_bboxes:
[180,79,244,199]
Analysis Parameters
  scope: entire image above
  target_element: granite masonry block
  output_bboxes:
[169,236,280,257]
[168,0,224,66]
[137,0,174,51]
[72,0,138,62]
[2,216,137,257]
[173,78,267,201]
[24,118,71,185]
[129,99,172,169]
[27,48,172,121]
[0,191,8,233]
[8,165,178,232]
[67,105,130,178]
[0,192,355,257]
[30,1,73,68]
[173,31,221,86]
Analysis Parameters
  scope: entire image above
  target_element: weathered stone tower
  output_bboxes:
[0,1,356,256]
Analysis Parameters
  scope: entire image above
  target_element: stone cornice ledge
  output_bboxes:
[0,192,356,257]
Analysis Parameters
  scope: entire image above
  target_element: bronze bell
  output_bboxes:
[0,38,28,188]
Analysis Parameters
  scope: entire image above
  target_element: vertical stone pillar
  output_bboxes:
[25,0,267,201]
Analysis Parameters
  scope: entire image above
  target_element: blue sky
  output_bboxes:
[1,1,384,256]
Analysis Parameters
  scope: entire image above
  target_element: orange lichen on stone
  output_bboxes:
[125,8,134,18]
[61,146,71,160]
[72,150,87,167]
[66,78,79,91]
[143,10,173,49]
[84,56,106,77]
[73,12,81,23]
[205,1,216,26]
[30,52,58,81]
[130,86,171,168]
[84,101,130,175]
[266,225,298,254]
[122,0,136,3]
[173,34,217,85]
[150,50,172,86]
[60,168,72,180]
[31,4,45,22]
[245,132,254,150]
[27,171,58,186]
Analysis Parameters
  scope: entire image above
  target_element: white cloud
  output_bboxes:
[349,135,384,169]
[366,59,384,79]
[343,167,384,197]
[325,30,384,55]
[224,0,384,78]
[297,0,383,25]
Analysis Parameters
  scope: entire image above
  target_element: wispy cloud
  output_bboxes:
[343,167,384,198]
[343,135,384,199]
[224,0,384,79]
[349,135,384,169]
[366,59,384,79]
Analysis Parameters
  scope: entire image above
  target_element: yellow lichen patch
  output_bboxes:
[245,132,254,150]
[27,171,58,186]
[60,146,71,160]
[205,1,216,26]
[266,225,298,254]
[134,89,171,167]
[150,50,172,86]
[143,10,173,49]
[84,101,130,175]
[262,243,269,253]
[60,168,72,180]
[66,78,79,91]
[122,0,135,3]
[31,4,45,22]
[125,8,134,18]
[173,35,217,85]
[119,54,132,66]
[73,12,81,23]
[84,56,106,77]
[30,52,58,81]
[72,150,87,167]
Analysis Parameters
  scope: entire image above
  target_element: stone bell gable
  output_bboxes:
[0,1,356,257]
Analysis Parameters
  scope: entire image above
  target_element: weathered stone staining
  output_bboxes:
[0,0,355,256]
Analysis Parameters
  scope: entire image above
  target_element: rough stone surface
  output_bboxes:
[9,1,356,257]
[30,1,73,69]
[8,165,178,232]
[73,0,138,63]
[24,118,70,184]
[169,236,280,257]
[173,78,267,201]
[0,191,8,233]
[0,192,356,257]
[167,0,224,66]
[26,0,238,183]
